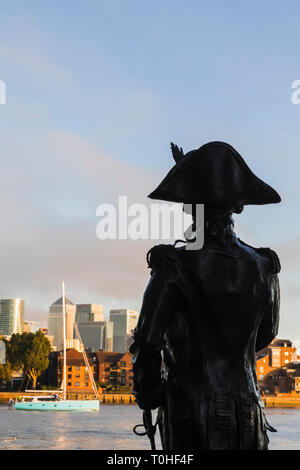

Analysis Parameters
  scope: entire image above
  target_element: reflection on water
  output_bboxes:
[0,404,150,450]
[0,405,298,450]
[265,408,300,450]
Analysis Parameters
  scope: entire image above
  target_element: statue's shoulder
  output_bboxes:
[238,238,281,274]
[146,243,179,272]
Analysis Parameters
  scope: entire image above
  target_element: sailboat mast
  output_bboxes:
[62,281,67,401]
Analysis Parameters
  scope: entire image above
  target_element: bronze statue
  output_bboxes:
[130,141,281,450]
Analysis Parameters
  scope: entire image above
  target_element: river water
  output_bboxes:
[0,404,298,450]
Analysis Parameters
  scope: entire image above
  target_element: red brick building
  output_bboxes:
[295,377,300,393]
[42,349,133,391]
[42,348,95,393]
[256,338,298,394]
[64,349,95,393]
[89,351,133,388]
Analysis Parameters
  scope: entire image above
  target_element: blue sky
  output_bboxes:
[0,1,299,340]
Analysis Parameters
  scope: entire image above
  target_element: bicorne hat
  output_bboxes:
[148,141,281,210]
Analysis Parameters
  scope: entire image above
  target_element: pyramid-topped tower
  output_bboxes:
[48,294,76,351]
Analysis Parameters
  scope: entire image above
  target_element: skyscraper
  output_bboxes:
[48,296,76,351]
[109,309,139,353]
[0,299,25,336]
[78,321,113,352]
[75,304,104,323]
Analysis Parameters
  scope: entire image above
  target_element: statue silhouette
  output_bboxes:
[130,142,281,450]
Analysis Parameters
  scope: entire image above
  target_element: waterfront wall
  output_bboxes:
[2,391,299,407]
[0,391,136,405]
[263,395,300,408]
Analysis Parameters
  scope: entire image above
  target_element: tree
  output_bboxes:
[0,336,12,388]
[6,331,51,389]
[0,361,13,387]
[6,332,32,371]
[24,331,51,389]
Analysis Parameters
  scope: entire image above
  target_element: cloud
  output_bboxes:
[0,43,76,88]
[0,127,299,341]
[0,130,159,323]
[44,131,157,200]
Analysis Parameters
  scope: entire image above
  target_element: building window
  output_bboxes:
[68,374,71,379]
[259,367,264,372]
[85,383,89,387]
[284,352,289,356]
[76,366,80,370]
[260,375,264,380]
[67,382,71,386]
[75,382,79,386]
[284,360,289,364]
[68,367,72,371]
[120,361,126,368]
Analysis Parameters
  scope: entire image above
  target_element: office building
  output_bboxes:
[109,309,139,353]
[78,321,113,352]
[0,299,24,335]
[48,296,76,351]
[76,304,104,323]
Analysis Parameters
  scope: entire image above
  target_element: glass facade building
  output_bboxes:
[109,309,139,353]
[75,304,104,323]
[0,299,25,335]
[77,321,113,352]
[48,296,76,351]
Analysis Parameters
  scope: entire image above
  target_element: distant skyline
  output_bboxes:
[0,1,300,340]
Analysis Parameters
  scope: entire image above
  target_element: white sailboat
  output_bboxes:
[14,282,100,411]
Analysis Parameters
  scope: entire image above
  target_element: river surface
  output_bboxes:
[0,404,299,450]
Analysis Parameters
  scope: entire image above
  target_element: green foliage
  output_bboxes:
[114,384,132,393]
[5,331,51,389]
[100,383,132,393]
[6,333,32,370]
[0,360,12,382]
[0,336,12,386]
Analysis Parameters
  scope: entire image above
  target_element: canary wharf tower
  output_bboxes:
[0,299,25,335]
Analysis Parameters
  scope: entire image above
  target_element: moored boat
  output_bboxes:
[14,396,99,411]
[14,282,100,412]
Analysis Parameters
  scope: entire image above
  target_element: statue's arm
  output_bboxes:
[255,273,280,353]
[129,270,179,410]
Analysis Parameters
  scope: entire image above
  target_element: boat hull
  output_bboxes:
[14,400,99,411]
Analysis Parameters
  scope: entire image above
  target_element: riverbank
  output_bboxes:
[263,396,300,408]
[0,391,136,405]
[2,392,300,407]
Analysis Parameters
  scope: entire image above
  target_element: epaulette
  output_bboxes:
[256,247,281,274]
[238,238,281,274]
[146,244,177,271]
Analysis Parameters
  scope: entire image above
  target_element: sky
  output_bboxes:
[0,0,300,341]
